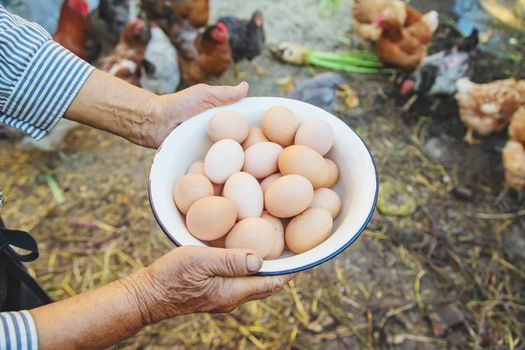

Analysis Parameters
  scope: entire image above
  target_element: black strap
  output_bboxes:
[0,227,39,262]
[0,219,52,310]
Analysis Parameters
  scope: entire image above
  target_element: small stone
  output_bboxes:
[447,331,467,347]
[453,186,473,201]
[429,312,448,336]
[435,304,464,327]
[423,137,450,164]
[446,209,463,221]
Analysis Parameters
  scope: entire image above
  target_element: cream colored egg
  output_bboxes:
[310,188,341,218]
[187,160,205,175]
[261,211,285,259]
[225,217,277,258]
[242,127,269,149]
[262,106,299,147]
[285,208,333,254]
[223,172,263,220]
[260,173,282,195]
[186,196,237,241]
[173,174,214,214]
[208,110,249,143]
[324,159,339,188]
[278,145,329,188]
[265,174,314,218]
[204,139,244,184]
[243,142,283,179]
[294,119,334,156]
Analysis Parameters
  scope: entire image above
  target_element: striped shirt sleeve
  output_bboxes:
[0,5,94,140]
[0,311,38,350]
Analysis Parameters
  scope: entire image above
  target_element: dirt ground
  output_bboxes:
[1,0,525,349]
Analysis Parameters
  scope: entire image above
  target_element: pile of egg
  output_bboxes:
[173,106,341,259]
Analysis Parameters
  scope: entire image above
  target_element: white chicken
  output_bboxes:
[140,23,180,94]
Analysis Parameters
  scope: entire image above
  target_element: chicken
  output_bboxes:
[503,107,525,191]
[288,73,344,113]
[455,78,525,145]
[141,0,209,29]
[352,0,406,42]
[99,18,149,86]
[375,6,439,71]
[176,21,232,85]
[140,23,180,94]
[401,29,478,96]
[91,0,140,52]
[53,0,101,62]
[218,11,265,77]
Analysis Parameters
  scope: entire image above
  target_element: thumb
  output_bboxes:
[203,248,262,277]
[199,82,249,107]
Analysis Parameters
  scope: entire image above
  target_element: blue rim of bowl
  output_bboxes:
[147,100,379,276]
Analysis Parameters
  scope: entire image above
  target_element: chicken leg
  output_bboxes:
[234,63,248,81]
[250,61,266,76]
[464,128,480,145]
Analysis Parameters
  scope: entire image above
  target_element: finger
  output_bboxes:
[196,247,263,277]
[200,82,249,107]
[227,274,291,302]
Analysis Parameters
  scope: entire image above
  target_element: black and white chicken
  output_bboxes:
[401,29,478,96]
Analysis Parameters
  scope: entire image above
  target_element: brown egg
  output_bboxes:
[285,208,333,254]
[294,119,334,156]
[278,145,329,188]
[208,110,249,143]
[243,142,283,179]
[310,188,341,218]
[260,173,282,195]
[324,159,339,188]
[225,217,277,258]
[242,127,269,149]
[186,196,237,241]
[262,106,299,147]
[213,183,223,196]
[261,211,285,259]
[173,174,214,214]
[265,174,313,218]
[223,172,263,220]
[187,160,205,175]
[204,139,244,184]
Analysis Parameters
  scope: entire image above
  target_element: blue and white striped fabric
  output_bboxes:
[0,311,38,350]
[0,4,94,140]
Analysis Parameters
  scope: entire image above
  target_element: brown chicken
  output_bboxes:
[53,0,100,62]
[455,78,525,144]
[174,20,232,85]
[375,6,438,71]
[503,107,525,190]
[99,18,148,85]
[352,0,406,42]
[141,0,209,29]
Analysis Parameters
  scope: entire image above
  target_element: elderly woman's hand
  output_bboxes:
[140,82,249,149]
[65,70,248,149]
[121,247,297,326]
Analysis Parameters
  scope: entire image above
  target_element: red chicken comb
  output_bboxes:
[68,0,89,17]
[151,21,159,29]
[401,79,416,95]
[216,21,228,33]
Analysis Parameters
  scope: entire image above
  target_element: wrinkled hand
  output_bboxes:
[140,82,249,148]
[122,246,297,326]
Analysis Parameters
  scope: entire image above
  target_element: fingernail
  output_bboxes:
[247,254,262,272]
[238,81,248,87]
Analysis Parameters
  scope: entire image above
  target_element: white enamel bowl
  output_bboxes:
[148,97,377,275]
